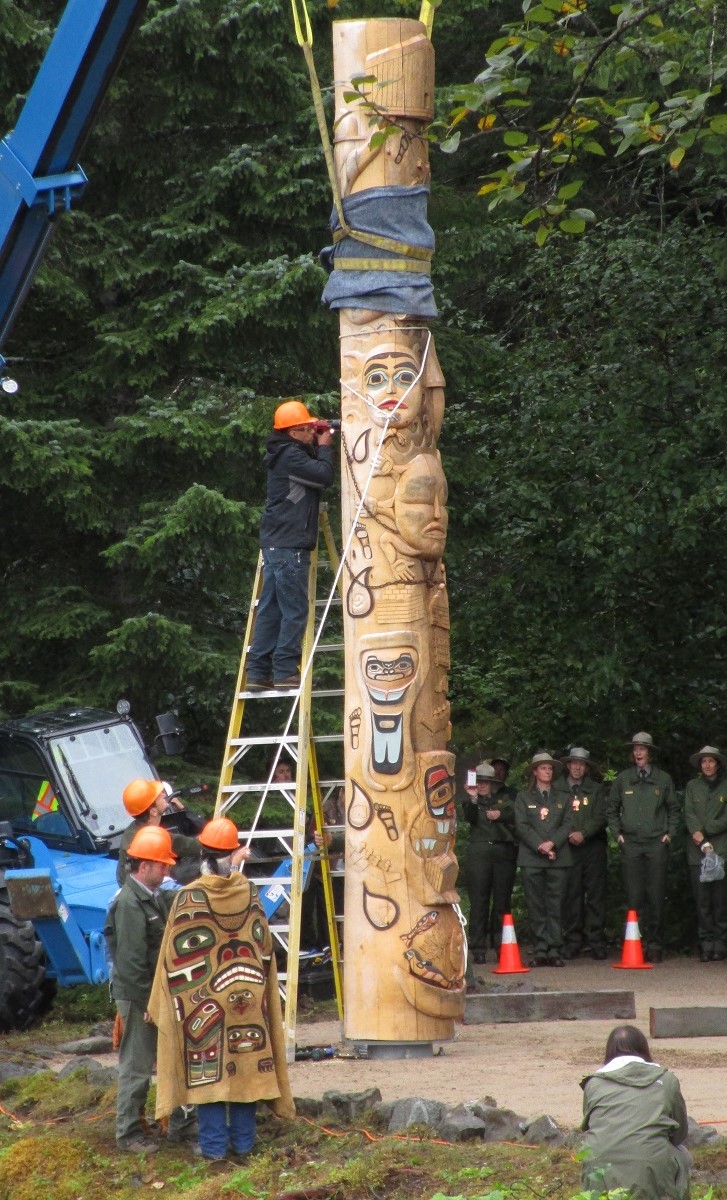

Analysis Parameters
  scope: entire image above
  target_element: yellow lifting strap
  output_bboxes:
[290,0,435,269]
[419,0,439,39]
[334,257,431,274]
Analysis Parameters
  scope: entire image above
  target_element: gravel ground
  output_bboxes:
[291,956,727,1129]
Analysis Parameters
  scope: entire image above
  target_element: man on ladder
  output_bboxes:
[247,399,336,692]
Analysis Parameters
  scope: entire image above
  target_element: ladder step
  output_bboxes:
[228,735,300,747]
[311,733,343,743]
[237,686,344,699]
[315,642,344,653]
[316,597,342,607]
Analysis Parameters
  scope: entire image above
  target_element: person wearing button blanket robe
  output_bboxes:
[148,870,295,1121]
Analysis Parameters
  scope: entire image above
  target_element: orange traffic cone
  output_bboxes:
[492,914,530,974]
[613,910,654,970]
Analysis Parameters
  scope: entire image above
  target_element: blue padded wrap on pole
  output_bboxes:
[320,185,437,318]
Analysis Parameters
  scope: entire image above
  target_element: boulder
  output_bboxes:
[521,1114,565,1144]
[438,1104,487,1141]
[56,1056,118,1086]
[686,1116,722,1148]
[322,1088,382,1122]
[57,1036,114,1055]
[388,1097,446,1132]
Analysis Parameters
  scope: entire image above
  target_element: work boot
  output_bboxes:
[247,678,273,692]
[274,675,301,691]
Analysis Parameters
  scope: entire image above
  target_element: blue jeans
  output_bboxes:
[197,1101,257,1158]
[247,547,310,681]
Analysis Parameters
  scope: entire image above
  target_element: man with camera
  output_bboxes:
[462,761,518,964]
[247,400,336,692]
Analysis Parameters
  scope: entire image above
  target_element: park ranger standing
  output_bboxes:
[515,752,573,967]
[557,747,609,960]
[684,745,727,962]
[608,732,680,963]
[462,761,518,963]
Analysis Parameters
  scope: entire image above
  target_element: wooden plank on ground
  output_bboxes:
[650,1007,727,1038]
[465,990,636,1025]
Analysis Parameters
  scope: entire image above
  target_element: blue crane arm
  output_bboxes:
[0,0,149,377]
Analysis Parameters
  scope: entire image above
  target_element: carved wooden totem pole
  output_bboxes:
[322,17,465,1047]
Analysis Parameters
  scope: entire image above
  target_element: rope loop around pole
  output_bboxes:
[289,0,436,271]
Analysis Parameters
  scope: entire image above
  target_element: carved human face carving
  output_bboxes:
[364,346,422,428]
[394,454,448,559]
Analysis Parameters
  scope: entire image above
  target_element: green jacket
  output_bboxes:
[555,774,608,840]
[608,765,680,842]
[104,874,168,1007]
[116,818,201,886]
[514,787,573,869]
[462,783,517,851]
[581,1058,690,1200]
[684,770,727,865]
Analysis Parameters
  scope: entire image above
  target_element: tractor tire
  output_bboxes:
[0,889,56,1032]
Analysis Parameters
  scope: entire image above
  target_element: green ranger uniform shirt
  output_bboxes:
[684,771,727,865]
[514,787,573,868]
[555,774,608,839]
[104,874,168,1007]
[608,765,680,842]
[462,782,517,850]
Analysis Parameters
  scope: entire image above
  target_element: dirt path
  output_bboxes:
[290,958,727,1129]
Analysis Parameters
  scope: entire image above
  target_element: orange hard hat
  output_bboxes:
[273,399,316,430]
[122,777,165,817]
[127,825,177,865]
[198,817,239,853]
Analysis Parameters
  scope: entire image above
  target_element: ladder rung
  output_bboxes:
[312,688,344,698]
[228,735,300,747]
[315,642,344,652]
[316,597,342,607]
[311,733,343,743]
[220,783,300,795]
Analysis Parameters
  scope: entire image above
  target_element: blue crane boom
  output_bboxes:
[0,0,148,381]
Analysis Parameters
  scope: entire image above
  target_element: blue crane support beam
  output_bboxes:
[0,0,149,374]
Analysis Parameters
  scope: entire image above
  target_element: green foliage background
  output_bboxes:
[1,0,726,933]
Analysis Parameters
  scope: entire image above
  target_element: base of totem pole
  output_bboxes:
[363,1041,434,1059]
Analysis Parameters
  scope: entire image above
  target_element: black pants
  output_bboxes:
[466,845,517,951]
[562,837,607,953]
[620,838,669,953]
[689,864,727,955]
[521,865,567,957]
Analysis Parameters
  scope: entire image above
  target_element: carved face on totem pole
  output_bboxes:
[363,344,423,429]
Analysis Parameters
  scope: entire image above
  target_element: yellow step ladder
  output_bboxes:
[214,508,344,1061]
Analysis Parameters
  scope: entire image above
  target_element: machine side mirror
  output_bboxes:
[155,711,187,757]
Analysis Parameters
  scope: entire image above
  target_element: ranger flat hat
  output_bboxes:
[475,762,498,781]
[627,731,658,750]
[528,751,563,778]
[689,745,726,771]
[489,755,510,768]
[562,746,595,767]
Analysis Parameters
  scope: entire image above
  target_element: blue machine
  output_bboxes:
[0,0,148,382]
[0,706,168,1029]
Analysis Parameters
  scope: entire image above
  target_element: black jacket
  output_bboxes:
[259,433,334,550]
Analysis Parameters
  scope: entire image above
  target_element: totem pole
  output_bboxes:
[321,17,465,1047]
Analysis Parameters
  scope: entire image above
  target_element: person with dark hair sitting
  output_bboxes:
[581,1025,691,1200]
